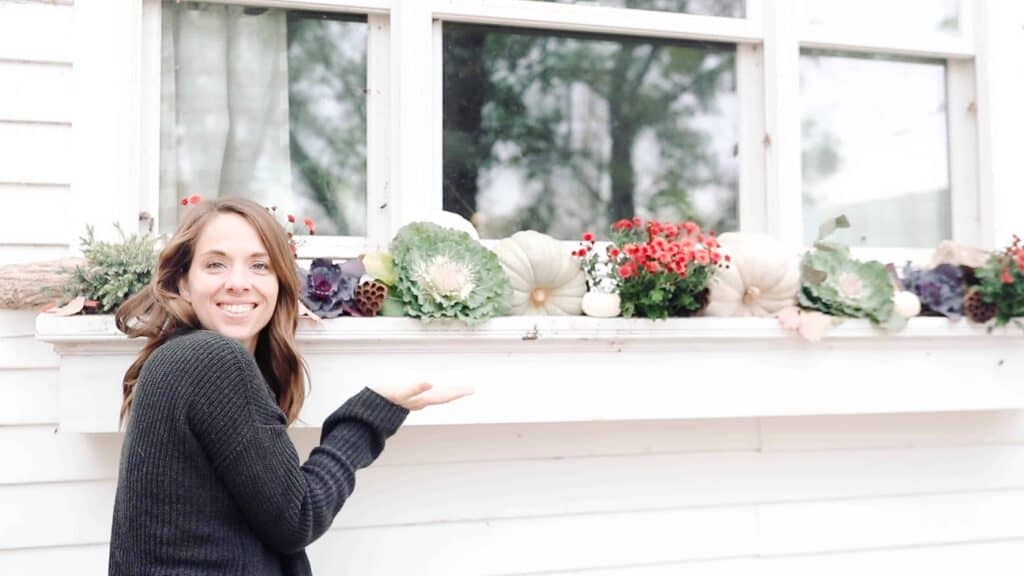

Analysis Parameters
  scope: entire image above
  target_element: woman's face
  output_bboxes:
[180,213,279,353]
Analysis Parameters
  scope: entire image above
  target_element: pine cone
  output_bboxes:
[354,280,388,317]
[964,287,996,323]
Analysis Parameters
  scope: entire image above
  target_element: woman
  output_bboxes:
[109,198,469,575]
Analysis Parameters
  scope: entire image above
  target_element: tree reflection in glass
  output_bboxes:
[443,24,739,240]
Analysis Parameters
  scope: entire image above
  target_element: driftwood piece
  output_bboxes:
[0,258,84,310]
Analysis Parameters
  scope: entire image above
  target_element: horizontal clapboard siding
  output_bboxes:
[0,2,73,64]
[10,410,1024,484]
[531,539,1024,576]
[0,122,72,184]
[0,183,72,245]
[9,538,1022,576]
[6,443,1024,549]
[0,244,70,266]
[0,544,108,576]
[0,61,71,123]
[0,2,74,263]
[304,490,1024,575]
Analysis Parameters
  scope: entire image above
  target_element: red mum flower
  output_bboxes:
[582,232,595,242]
[180,198,189,206]
[287,214,296,223]
[188,194,202,205]
[611,219,633,231]
[1001,269,1014,284]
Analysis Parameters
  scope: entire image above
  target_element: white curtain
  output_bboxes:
[160,5,293,230]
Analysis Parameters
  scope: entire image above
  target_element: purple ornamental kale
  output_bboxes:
[299,258,365,318]
[902,263,965,319]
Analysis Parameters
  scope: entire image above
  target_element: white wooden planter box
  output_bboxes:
[35,314,1024,433]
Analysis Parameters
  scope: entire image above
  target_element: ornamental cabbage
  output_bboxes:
[298,258,364,318]
[390,222,509,324]
[902,263,965,319]
[798,217,900,329]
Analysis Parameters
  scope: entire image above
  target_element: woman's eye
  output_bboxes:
[252,262,271,272]
[206,261,226,271]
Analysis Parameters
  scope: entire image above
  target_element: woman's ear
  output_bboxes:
[178,277,191,302]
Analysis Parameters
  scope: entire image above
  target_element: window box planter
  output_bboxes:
[35,314,1024,433]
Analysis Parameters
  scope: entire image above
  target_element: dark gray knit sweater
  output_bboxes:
[109,330,408,575]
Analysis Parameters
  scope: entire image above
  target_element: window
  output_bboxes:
[144,0,983,256]
[442,24,739,240]
[800,51,951,247]
[158,2,368,237]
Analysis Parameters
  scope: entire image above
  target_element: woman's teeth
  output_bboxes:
[220,304,255,315]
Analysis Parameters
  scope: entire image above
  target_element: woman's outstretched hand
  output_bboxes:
[370,382,474,411]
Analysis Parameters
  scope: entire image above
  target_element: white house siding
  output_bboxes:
[0,0,73,266]
[3,0,1024,574]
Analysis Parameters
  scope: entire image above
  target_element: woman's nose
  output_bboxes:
[224,265,251,292]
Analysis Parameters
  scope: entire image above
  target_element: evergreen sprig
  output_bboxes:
[63,224,160,313]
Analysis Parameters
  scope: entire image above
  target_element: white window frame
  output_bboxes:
[77,0,1021,266]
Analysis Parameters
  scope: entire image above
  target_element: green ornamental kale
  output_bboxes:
[798,216,901,329]
[390,222,509,324]
[63,224,160,313]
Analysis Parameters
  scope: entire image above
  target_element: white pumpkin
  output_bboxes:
[582,290,621,318]
[704,232,800,317]
[494,230,587,315]
[892,290,922,318]
[418,210,480,240]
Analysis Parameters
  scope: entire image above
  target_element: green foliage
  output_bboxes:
[974,238,1024,327]
[63,225,159,313]
[390,222,510,324]
[618,263,713,319]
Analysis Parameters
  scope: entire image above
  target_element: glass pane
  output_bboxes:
[443,24,739,240]
[159,2,368,236]
[801,51,950,248]
[533,0,744,17]
[804,0,959,36]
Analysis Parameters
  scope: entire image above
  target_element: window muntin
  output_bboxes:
[800,51,951,248]
[159,3,368,237]
[531,0,745,18]
[442,23,739,240]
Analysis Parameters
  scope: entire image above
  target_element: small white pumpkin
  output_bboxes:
[581,290,621,318]
[494,230,587,315]
[705,232,800,317]
[892,290,922,318]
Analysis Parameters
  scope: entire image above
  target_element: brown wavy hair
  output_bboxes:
[115,198,306,427]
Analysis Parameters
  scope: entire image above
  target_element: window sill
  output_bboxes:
[35,314,1024,433]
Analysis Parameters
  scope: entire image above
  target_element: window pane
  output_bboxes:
[443,24,739,240]
[533,0,744,17]
[804,0,959,36]
[801,51,950,247]
[159,3,367,236]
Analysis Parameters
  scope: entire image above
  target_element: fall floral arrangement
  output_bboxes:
[967,235,1024,326]
[575,217,726,319]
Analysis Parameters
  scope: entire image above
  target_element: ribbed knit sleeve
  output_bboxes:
[176,331,408,554]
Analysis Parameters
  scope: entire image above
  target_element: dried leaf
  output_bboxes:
[46,296,86,317]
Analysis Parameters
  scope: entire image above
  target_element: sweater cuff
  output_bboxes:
[352,387,409,438]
